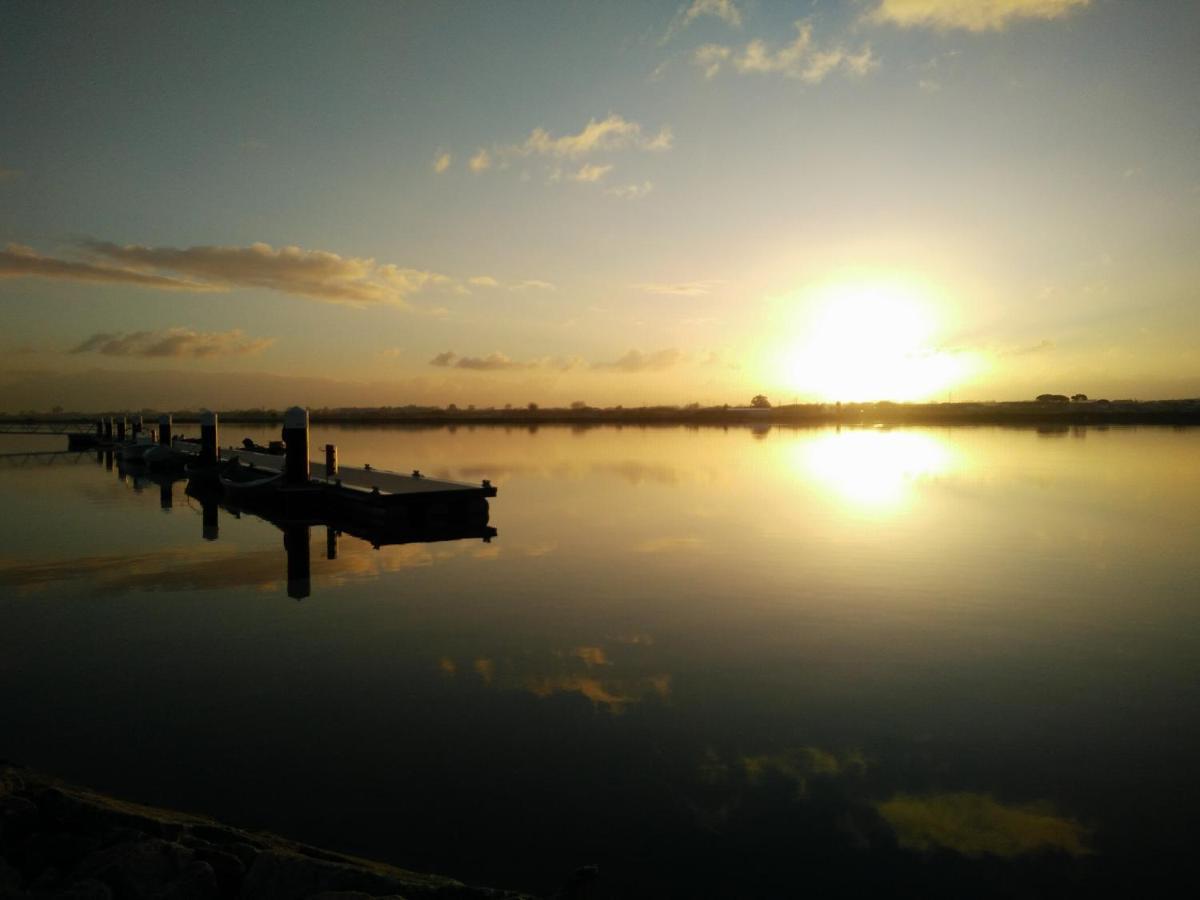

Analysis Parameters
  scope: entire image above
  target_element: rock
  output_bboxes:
[77,838,193,899]
[190,846,244,896]
[162,859,220,900]
[59,878,114,900]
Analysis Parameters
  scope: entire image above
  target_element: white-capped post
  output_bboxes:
[283,406,310,485]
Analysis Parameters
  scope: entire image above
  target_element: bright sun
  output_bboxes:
[778,278,971,402]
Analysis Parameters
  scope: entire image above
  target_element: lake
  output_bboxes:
[1,423,1197,897]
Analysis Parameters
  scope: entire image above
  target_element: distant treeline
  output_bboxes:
[5,399,1200,427]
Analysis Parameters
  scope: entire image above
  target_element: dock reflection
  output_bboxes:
[102,456,496,599]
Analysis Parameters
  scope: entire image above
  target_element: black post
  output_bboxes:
[104,418,113,442]
[326,526,338,560]
[200,410,219,466]
[284,524,311,600]
[117,418,127,442]
[325,443,337,478]
[282,406,309,485]
[158,414,172,446]
[132,415,143,437]
[202,495,218,541]
[159,480,172,510]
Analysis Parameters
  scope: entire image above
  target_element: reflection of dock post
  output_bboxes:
[104,450,113,471]
[159,480,173,510]
[200,410,219,466]
[326,526,338,560]
[325,443,338,478]
[201,494,218,541]
[158,413,172,446]
[282,406,310,484]
[284,524,311,599]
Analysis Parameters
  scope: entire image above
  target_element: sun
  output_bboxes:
[777,278,971,402]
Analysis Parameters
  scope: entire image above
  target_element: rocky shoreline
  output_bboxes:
[0,765,548,900]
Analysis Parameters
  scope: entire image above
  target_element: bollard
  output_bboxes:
[158,414,172,446]
[202,495,218,541]
[132,415,143,437]
[284,524,311,600]
[117,418,127,442]
[325,443,338,477]
[200,411,219,466]
[282,406,309,485]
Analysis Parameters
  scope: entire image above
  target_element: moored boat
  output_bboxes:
[218,458,283,500]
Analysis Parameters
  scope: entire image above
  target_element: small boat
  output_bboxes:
[116,434,156,462]
[218,458,282,500]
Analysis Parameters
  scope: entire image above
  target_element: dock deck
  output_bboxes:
[174,440,496,499]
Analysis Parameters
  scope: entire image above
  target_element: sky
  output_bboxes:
[1,0,1198,411]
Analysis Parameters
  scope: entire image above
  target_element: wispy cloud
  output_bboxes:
[867,0,1091,32]
[2,241,456,307]
[567,163,614,183]
[685,0,742,28]
[634,280,719,296]
[592,348,686,372]
[607,180,655,199]
[512,114,673,159]
[429,351,582,372]
[468,275,500,288]
[694,20,877,83]
[433,151,451,174]
[70,327,274,359]
[468,148,492,173]
[511,279,556,291]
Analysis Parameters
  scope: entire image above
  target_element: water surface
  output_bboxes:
[2,424,1197,897]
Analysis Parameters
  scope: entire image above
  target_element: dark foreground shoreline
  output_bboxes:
[4,399,1200,429]
[0,765,542,900]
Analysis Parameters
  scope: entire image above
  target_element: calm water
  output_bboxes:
[2,424,1198,897]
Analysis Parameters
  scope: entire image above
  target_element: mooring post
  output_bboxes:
[325,443,338,478]
[94,419,103,437]
[116,418,127,442]
[132,415,143,438]
[201,495,218,541]
[158,413,172,446]
[284,524,311,600]
[200,410,219,466]
[104,418,113,442]
[282,406,310,485]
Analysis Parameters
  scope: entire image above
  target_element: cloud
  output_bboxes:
[695,20,877,83]
[511,279,556,291]
[685,0,742,28]
[607,180,655,199]
[468,148,492,172]
[468,275,500,288]
[3,241,456,307]
[69,327,274,359]
[429,351,582,372]
[433,152,451,174]
[509,114,673,159]
[634,280,718,296]
[593,348,686,372]
[878,792,1090,857]
[568,163,613,183]
[867,0,1091,32]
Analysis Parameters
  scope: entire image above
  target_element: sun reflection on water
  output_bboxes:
[797,428,956,510]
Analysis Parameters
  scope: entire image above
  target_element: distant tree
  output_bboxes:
[1071,393,1088,402]
[527,402,539,411]
[447,403,458,411]
[1036,393,1070,403]
[570,400,588,410]
[750,394,771,408]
